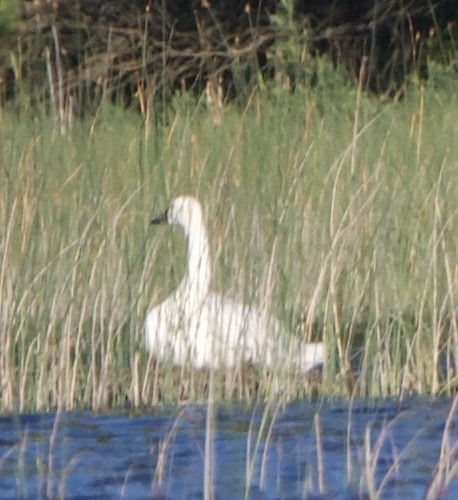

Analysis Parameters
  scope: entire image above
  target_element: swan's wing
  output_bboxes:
[203,293,280,366]
[204,293,324,372]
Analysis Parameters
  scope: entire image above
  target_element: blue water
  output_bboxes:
[0,398,456,499]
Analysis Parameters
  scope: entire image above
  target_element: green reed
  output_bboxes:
[0,66,457,411]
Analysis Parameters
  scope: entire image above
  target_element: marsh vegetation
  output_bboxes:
[0,60,458,412]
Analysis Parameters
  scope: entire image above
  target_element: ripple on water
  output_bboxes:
[0,398,457,498]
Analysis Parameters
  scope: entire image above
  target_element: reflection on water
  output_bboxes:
[0,398,456,498]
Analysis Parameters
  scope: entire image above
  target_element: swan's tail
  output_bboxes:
[297,341,325,373]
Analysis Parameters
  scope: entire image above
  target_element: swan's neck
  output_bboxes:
[177,215,211,312]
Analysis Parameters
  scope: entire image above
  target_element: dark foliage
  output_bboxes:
[1,0,457,110]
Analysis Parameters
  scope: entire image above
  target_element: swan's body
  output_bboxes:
[145,196,324,372]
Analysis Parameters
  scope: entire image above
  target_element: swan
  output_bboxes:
[145,195,324,372]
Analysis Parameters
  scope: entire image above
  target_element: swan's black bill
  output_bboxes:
[151,210,168,225]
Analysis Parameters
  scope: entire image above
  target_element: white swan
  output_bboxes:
[145,195,324,372]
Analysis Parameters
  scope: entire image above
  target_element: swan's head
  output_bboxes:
[151,196,204,230]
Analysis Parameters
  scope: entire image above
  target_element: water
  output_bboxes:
[0,398,456,499]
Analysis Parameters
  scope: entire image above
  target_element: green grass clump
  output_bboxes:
[0,72,457,412]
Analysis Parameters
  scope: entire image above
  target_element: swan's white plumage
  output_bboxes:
[145,196,324,372]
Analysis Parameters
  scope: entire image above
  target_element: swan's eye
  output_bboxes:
[151,209,168,225]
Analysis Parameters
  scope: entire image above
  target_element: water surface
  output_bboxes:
[0,398,456,498]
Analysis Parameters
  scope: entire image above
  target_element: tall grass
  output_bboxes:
[0,66,457,411]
